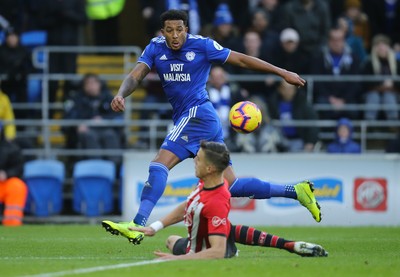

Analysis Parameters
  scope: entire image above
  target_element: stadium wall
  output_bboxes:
[122,153,400,226]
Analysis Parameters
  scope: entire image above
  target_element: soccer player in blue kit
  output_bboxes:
[102,9,321,245]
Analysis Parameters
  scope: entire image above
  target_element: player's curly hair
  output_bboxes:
[160,9,188,28]
[200,140,230,173]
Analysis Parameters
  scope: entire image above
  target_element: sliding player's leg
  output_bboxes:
[232,225,328,257]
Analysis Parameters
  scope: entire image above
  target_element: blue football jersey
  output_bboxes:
[138,34,231,122]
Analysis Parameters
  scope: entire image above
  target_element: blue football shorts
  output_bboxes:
[161,100,225,161]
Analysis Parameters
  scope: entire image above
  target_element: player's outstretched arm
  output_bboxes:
[129,201,187,235]
[111,63,150,112]
[154,235,227,260]
[226,51,306,87]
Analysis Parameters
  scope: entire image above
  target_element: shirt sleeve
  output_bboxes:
[205,38,231,64]
[203,197,230,236]
[138,42,155,70]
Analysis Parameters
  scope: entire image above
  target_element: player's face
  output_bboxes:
[161,20,188,51]
[194,148,209,179]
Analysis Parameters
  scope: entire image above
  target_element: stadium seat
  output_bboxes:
[0,30,5,44]
[20,30,48,69]
[20,30,47,48]
[73,159,116,217]
[23,159,65,217]
[27,78,42,102]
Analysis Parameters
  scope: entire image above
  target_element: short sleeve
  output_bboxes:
[203,198,230,236]
[138,42,155,69]
[205,38,231,64]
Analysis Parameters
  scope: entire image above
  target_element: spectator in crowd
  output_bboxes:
[326,117,361,153]
[270,28,309,76]
[336,16,367,63]
[311,28,361,120]
[267,80,319,152]
[0,84,17,142]
[0,121,28,226]
[26,0,87,104]
[247,8,280,58]
[361,34,400,122]
[140,0,162,41]
[252,0,285,32]
[62,73,123,165]
[342,0,371,51]
[235,96,289,153]
[207,66,246,151]
[362,0,400,53]
[280,0,331,60]
[0,28,32,120]
[141,1,247,43]
[194,1,250,35]
[230,30,273,101]
[202,3,241,52]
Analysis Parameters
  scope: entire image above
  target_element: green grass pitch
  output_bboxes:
[1,225,399,277]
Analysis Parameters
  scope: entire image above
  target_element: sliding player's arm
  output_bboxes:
[129,201,186,236]
[154,235,227,260]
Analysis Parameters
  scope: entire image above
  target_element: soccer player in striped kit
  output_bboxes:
[130,141,328,259]
[103,9,321,245]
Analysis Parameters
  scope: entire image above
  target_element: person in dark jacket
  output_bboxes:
[0,28,32,119]
[268,80,320,152]
[62,73,123,165]
[311,28,362,120]
[0,121,28,226]
[326,117,361,153]
[26,0,87,103]
[361,34,400,121]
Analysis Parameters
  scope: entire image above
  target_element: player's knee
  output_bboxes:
[165,236,174,251]
[166,235,181,251]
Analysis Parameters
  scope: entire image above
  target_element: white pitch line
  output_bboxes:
[21,259,168,277]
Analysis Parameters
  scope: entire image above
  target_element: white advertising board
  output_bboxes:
[122,153,400,226]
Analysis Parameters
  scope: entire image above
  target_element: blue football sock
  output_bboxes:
[229,178,297,199]
[270,184,297,199]
[229,178,271,199]
[134,162,169,226]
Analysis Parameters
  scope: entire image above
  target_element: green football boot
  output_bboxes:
[294,180,322,222]
[102,220,144,245]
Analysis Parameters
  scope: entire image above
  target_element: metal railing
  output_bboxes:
[29,46,142,157]
[1,45,400,158]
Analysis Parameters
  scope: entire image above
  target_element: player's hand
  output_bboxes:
[154,250,177,260]
[128,226,156,236]
[111,96,125,112]
[282,70,306,87]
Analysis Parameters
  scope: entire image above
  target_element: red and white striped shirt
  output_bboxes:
[184,179,231,254]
